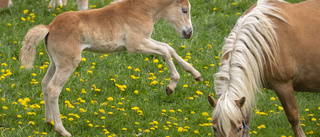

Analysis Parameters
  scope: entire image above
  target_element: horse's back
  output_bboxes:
[265,0,320,92]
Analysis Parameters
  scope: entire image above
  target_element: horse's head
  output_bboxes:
[208,96,248,137]
[164,0,193,39]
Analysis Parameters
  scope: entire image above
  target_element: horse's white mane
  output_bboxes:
[213,0,286,136]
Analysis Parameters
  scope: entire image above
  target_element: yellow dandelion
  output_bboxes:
[153,59,159,63]
[278,106,284,110]
[23,9,28,14]
[68,118,74,121]
[202,112,209,117]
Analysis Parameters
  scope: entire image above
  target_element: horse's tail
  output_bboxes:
[20,24,49,69]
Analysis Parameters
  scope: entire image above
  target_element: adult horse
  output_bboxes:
[20,0,202,136]
[208,0,319,136]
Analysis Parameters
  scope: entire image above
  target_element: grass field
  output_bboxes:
[1,0,319,136]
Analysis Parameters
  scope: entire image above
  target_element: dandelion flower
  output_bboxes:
[23,9,28,14]
[153,59,159,63]
[107,97,114,101]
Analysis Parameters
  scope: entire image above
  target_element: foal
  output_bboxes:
[20,0,202,136]
[208,0,320,136]
[49,0,88,11]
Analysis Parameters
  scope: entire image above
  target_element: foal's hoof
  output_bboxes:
[166,87,174,96]
[194,76,203,81]
[56,129,72,137]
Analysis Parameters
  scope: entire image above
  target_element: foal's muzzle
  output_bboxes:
[181,27,193,39]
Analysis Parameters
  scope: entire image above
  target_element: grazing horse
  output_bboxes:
[49,0,88,11]
[0,0,12,8]
[208,0,320,136]
[20,0,202,136]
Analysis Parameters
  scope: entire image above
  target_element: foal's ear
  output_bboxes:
[236,97,246,108]
[208,96,217,108]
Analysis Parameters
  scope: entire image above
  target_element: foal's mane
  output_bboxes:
[213,0,286,136]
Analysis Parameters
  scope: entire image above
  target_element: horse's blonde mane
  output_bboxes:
[213,0,286,136]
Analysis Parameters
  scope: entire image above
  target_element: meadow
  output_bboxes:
[0,0,319,136]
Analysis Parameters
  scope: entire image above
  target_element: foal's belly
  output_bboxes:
[81,39,127,53]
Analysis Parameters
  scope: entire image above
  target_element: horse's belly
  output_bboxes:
[81,40,126,53]
[293,69,320,93]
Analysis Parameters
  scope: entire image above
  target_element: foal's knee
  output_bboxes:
[47,84,61,101]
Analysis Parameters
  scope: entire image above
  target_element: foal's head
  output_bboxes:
[208,96,247,137]
[164,0,193,39]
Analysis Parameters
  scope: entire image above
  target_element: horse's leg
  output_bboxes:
[76,0,88,10]
[46,48,81,136]
[41,56,56,125]
[149,39,203,81]
[48,0,56,11]
[62,0,67,6]
[127,38,179,96]
[272,80,306,137]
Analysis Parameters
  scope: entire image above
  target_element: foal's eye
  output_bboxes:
[182,8,188,14]
[236,126,243,132]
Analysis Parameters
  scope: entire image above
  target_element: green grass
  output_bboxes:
[0,0,319,136]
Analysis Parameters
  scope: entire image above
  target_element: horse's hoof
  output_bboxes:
[166,87,174,96]
[194,76,203,81]
[56,129,72,137]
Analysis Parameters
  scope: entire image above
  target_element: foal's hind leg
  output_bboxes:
[48,0,56,11]
[41,57,56,125]
[150,39,203,81]
[272,80,306,137]
[62,0,67,6]
[46,51,81,136]
[76,0,88,10]
[127,38,180,96]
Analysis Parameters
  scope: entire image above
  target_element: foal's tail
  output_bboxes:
[20,25,49,69]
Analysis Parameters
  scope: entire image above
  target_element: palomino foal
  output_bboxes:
[208,0,320,137]
[49,0,88,11]
[20,0,202,136]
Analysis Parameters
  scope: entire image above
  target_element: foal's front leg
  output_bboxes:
[150,39,203,81]
[127,38,180,95]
